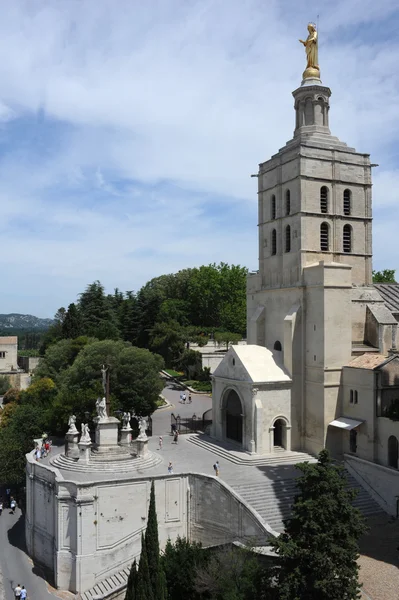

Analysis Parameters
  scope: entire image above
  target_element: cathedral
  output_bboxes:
[212,25,399,485]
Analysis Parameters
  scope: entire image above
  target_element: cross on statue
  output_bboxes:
[101,364,110,417]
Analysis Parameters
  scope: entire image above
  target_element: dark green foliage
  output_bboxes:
[145,482,160,593]
[79,281,121,340]
[35,336,96,384]
[272,449,367,600]
[162,537,208,600]
[372,269,396,283]
[136,533,154,600]
[215,331,242,350]
[125,559,137,600]
[62,303,83,339]
[2,388,21,405]
[0,375,11,395]
[148,320,186,367]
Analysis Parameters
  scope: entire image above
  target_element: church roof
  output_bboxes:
[373,283,399,316]
[346,353,390,370]
[213,344,291,383]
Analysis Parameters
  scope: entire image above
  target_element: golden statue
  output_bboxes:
[299,22,320,80]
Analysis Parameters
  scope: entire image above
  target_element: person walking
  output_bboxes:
[173,430,179,444]
[159,436,163,450]
[168,461,173,475]
[188,393,192,404]
[20,586,27,600]
[14,584,22,599]
[0,500,3,516]
[213,461,220,476]
[10,498,16,514]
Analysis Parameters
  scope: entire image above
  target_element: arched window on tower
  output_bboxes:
[320,186,328,213]
[285,190,291,215]
[271,229,277,255]
[274,340,282,351]
[343,224,352,253]
[320,222,329,251]
[343,189,351,216]
[285,225,291,252]
[271,195,276,220]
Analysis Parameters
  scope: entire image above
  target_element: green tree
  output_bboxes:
[53,340,163,426]
[272,449,367,600]
[2,387,21,405]
[0,375,11,395]
[125,559,138,600]
[372,269,396,283]
[215,331,242,351]
[35,337,95,385]
[136,533,153,600]
[145,481,166,600]
[162,537,209,600]
[120,291,139,345]
[62,303,83,339]
[78,281,120,340]
[149,321,186,367]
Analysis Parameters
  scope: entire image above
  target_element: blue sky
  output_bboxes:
[0,0,398,317]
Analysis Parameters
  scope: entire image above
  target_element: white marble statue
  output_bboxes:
[122,412,131,429]
[96,396,107,420]
[67,414,78,433]
[137,416,148,440]
[80,423,91,443]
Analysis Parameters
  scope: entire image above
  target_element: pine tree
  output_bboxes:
[62,303,83,339]
[272,449,367,600]
[145,480,166,599]
[125,559,137,600]
[136,533,153,600]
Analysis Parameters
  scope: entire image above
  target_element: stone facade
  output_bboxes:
[0,336,18,372]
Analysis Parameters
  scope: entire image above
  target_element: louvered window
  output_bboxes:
[320,186,328,213]
[320,222,329,251]
[285,190,291,215]
[271,195,276,220]
[271,229,277,255]
[343,189,351,215]
[285,225,291,252]
[343,224,352,253]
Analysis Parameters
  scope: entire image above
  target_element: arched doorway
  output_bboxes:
[225,390,243,444]
[388,435,398,469]
[273,419,284,448]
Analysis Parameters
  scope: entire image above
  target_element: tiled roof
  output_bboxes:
[346,353,388,369]
[374,283,399,314]
[0,336,18,345]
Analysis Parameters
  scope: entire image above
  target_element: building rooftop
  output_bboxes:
[0,336,18,345]
[374,283,399,315]
[346,354,389,370]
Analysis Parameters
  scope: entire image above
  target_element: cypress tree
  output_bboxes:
[125,558,137,600]
[145,480,166,600]
[272,449,367,600]
[136,532,153,600]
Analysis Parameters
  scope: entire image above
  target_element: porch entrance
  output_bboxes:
[225,390,243,444]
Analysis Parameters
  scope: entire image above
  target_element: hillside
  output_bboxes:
[0,313,54,330]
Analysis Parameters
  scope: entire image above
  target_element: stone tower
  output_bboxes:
[247,60,374,454]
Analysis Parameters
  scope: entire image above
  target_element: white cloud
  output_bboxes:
[0,0,397,314]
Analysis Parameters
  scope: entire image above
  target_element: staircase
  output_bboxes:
[188,434,317,466]
[78,566,130,600]
[50,452,162,473]
[232,472,385,533]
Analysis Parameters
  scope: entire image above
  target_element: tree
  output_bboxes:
[145,481,166,600]
[2,387,21,405]
[162,537,208,600]
[62,303,83,339]
[372,269,396,283]
[125,559,137,600]
[34,337,95,385]
[78,281,120,340]
[0,375,11,395]
[148,321,186,367]
[136,533,153,600]
[215,331,242,351]
[272,449,367,600]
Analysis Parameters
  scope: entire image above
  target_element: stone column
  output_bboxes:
[78,440,91,463]
[136,436,149,458]
[120,427,132,446]
[65,431,80,459]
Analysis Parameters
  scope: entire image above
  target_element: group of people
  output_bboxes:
[179,392,192,404]
[35,437,51,461]
[0,490,17,515]
[14,584,27,599]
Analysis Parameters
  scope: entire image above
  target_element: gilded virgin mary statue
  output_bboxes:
[299,23,320,79]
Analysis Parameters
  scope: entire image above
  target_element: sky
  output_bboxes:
[0,0,398,317]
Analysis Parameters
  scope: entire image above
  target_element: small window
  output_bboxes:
[271,195,276,220]
[274,341,282,351]
[320,186,328,213]
[354,390,358,404]
[350,430,357,453]
[350,390,353,404]
[0,352,5,359]
[271,229,277,255]
[343,224,352,253]
[320,222,329,251]
[285,190,291,215]
[285,225,291,252]
[343,189,351,216]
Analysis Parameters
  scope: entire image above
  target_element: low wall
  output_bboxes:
[344,454,399,516]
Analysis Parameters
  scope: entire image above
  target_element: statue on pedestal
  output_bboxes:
[137,416,148,440]
[96,396,107,420]
[122,412,131,429]
[299,22,320,79]
[67,414,78,434]
[80,423,91,443]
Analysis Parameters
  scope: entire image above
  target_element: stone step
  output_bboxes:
[50,452,162,473]
[79,566,131,600]
[231,471,385,534]
[188,434,317,466]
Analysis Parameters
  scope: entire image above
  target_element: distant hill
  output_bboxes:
[0,313,54,330]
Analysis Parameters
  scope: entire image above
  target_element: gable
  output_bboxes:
[213,344,291,383]
[377,356,399,387]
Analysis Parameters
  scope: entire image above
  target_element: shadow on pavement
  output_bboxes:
[8,513,27,554]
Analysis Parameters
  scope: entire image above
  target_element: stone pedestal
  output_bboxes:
[65,431,80,459]
[94,417,120,451]
[136,437,149,458]
[120,428,132,446]
[78,440,91,463]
